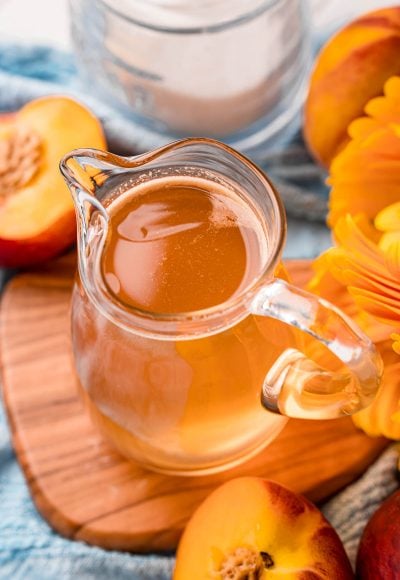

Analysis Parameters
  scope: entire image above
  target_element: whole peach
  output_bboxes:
[174,477,353,579]
[357,489,400,579]
[304,7,400,168]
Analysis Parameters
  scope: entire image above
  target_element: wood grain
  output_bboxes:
[0,256,387,552]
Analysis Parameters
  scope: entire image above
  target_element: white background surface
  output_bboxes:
[0,0,394,258]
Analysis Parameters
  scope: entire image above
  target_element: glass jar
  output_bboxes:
[69,0,311,160]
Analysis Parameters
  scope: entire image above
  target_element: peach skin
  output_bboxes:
[174,477,354,579]
[0,96,105,268]
[304,7,400,168]
[357,489,400,579]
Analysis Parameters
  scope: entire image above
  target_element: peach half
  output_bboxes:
[174,477,353,579]
[0,96,105,267]
[304,7,400,168]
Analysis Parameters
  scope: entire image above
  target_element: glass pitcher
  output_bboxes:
[60,138,382,476]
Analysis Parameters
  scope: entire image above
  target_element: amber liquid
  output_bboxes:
[72,177,298,474]
[102,179,266,313]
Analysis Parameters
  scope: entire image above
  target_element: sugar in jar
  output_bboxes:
[70,0,311,158]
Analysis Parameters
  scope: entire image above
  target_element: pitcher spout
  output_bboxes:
[60,148,113,269]
[59,147,114,210]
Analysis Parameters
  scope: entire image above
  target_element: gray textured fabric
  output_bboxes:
[323,446,399,568]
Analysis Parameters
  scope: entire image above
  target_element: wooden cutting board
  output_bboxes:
[0,255,387,552]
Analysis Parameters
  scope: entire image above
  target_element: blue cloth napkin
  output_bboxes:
[0,43,398,580]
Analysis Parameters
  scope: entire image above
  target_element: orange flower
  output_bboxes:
[313,76,400,350]
[309,76,400,437]
[310,215,400,438]
[328,76,400,226]
[310,214,400,344]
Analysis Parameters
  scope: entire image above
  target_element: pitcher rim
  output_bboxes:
[62,137,287,337]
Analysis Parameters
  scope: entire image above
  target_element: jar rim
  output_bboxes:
[99,0,284,34]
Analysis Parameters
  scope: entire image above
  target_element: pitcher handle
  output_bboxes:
[250,279,383,419]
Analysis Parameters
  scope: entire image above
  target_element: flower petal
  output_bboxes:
[375,202,400,232]
[328,77,400,225]
[392,333,400,354]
